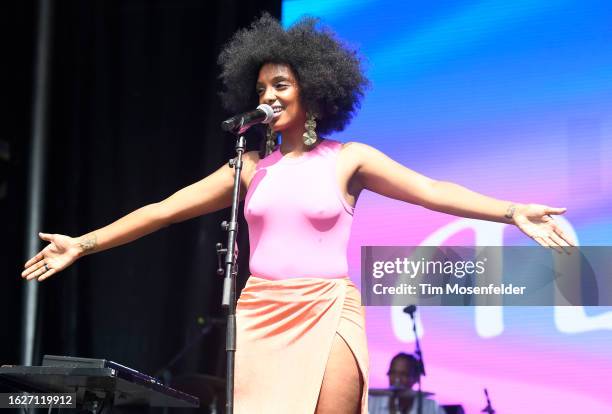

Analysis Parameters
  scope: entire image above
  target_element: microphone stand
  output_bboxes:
[404,305,425,414]
[481,388,496,414]
[216,132,247,414]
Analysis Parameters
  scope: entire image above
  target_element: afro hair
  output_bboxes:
[217,13,369,136]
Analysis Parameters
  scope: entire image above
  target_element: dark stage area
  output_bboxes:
[2,0,280,393]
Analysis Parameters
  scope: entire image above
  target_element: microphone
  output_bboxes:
[403,305,417,317]
[221,104,274,134]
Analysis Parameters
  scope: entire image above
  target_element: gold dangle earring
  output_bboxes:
[303,112,317,146]
[265,125,278,156]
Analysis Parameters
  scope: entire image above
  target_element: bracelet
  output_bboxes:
[504,204,516,220]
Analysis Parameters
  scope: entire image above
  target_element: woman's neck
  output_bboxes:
[279,125,319,156]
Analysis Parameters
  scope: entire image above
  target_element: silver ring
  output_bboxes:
[44,264,49,272]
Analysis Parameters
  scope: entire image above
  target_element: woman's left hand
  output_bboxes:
[512,204,575,253]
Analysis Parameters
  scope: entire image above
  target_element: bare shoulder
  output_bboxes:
[341,141,362,151]
[339,141,380,165]
[341,141,378,153]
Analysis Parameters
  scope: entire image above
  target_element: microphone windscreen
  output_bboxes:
[257,104,274,123]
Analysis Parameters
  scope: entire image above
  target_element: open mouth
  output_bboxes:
[272,106,284,117]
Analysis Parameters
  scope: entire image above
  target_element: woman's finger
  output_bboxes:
[39,232,54,242]
[549,232,570,249]
[24,252,44,268]
[546,234,566,255]
[25,263,51,281]
[25,267,42,280]
[552,225,576,247]
[545,207,567,216]
[533,236,550,248]
[38,268,57,281]
[550,233,571,254]
[21,260,47,278]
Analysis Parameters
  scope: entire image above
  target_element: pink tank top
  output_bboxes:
[244,139,354,280]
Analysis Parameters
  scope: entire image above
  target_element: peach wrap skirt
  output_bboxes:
[235,276,369,414]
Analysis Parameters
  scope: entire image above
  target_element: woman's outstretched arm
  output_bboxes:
[21,151,260,281]
[346,142,575,250]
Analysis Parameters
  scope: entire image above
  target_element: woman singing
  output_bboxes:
[22,14,574,414]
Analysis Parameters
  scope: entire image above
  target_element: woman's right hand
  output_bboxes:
[21,233,83,281]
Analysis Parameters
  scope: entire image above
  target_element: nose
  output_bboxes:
[260,86,276,105]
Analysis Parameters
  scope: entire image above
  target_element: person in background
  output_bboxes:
[369,353,446,414]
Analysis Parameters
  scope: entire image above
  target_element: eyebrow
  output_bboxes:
[256,75,291,86]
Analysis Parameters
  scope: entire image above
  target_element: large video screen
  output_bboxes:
[283,1,612,412]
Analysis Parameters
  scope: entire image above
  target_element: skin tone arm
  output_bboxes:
[346,142,575,251]
[21,151,260,281]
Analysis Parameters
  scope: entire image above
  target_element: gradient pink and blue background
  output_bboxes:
[283,1,612,412]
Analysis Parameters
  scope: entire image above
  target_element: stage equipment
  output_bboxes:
[481,388,496,414]
[404,305,426,414]
[443,405,466,414]
[369,387,435,414]
[368,387,434,398]
[0,355,198,413]
[216,120,253,413]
